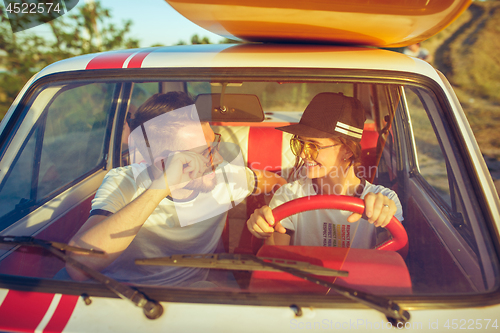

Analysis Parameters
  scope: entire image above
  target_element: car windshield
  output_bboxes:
[0,73,498,300]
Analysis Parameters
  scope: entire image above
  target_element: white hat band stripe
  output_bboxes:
[336,121,363,134]
[335,126,363,139]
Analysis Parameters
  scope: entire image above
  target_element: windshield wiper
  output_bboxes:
[136,252,410,324]
[247,255,410,325]
[136,253,348,277]
[0,236,163,319]
[0,236,105,255]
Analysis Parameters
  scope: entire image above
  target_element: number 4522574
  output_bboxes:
[444,319,498,330]
[6,2,61,14]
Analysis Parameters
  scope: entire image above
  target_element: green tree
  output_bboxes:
[191,34,210,45]
[175,35,242,46]
[219,37,242,44]
[0,1,139,120]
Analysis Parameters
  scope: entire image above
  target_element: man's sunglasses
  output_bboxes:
[201,133,222,165]
[290,136,340,160]
[156,133,222,167]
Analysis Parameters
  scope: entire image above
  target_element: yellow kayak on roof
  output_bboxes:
[166,0,471,47]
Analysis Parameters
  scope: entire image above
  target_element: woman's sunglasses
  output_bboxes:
[290,136,340,160]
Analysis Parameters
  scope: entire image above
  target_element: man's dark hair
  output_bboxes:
[129,91,194,132]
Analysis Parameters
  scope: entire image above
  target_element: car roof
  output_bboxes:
[36,43,439,81]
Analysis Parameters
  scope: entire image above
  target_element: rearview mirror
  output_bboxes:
[195,93,264,122]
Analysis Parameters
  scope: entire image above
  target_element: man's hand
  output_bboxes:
[347,192,397,227]
[247,205,287,239]
[150,151,211,191]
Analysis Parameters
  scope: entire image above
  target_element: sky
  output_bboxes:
[4,0,226,47]
[102,0,226,46]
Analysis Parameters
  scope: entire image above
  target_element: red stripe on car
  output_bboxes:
[0,290,54,332]
[86,51,136,70]
[127,50,153,68]
[43,294,79,333]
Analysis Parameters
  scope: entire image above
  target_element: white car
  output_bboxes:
[0,1,498,332]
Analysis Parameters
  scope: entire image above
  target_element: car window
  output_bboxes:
[0,75,497,303]
[0,127,36,227]
[402,84,498,293]
[130,82,159,113]
[119,82,164,166]
[405,87,451,206]
[0,83,115,227]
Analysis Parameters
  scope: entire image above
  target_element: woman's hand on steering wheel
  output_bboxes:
[268,195,407,253]
[347,192,397,228]
[247,206,287,239]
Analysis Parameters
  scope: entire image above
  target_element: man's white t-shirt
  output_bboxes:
[91,162,254,286]
[269,178,403,249]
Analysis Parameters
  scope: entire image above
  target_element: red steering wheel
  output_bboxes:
[271,195,408,254]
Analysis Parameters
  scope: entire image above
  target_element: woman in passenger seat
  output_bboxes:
[246,92,403,248]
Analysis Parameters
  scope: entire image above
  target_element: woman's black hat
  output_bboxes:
[276,92,366,142]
